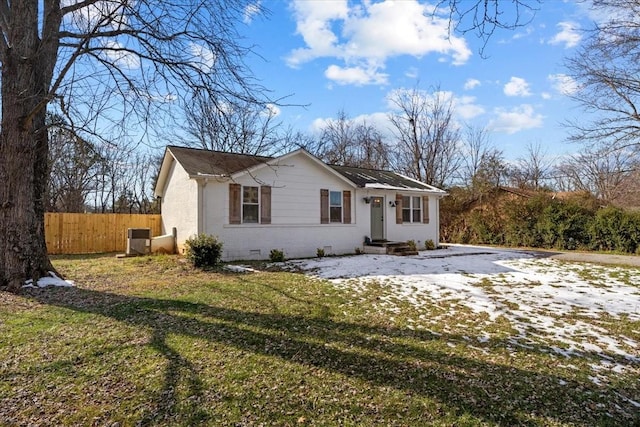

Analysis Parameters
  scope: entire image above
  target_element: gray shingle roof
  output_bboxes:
[167,145,272,176]
[164,146,442,193]
[329,164,438,191]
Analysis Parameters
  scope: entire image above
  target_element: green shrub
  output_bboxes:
[468,208,505,245]
[503,196,547,248]
[184,234,223,269]
[354,247,363,255]
[407,240,417,251]
[537,200,592,250]
[269,249,285,262]
[589,207,640,253]
[316,248,325,258]
[439,185,640,254]
[424,239,435,250]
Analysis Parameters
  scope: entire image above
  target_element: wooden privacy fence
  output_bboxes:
[45,213,162,255]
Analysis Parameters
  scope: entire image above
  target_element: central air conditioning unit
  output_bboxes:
[126,228,151,256]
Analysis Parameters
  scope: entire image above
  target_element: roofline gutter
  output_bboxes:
[363,183,448,196]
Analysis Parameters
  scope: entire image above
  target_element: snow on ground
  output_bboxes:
[286,244,640,384]
[23,271,74,288]
[224,265,260,274]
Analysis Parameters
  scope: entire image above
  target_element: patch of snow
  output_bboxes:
[589,375,604,386]
[616,392,640,408]
[23,271,74,288]
[477,335,490,343]
[224,265,259,273]
[286,244,640,375]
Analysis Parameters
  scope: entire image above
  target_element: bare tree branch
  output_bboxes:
[566,0,640,150]
[388,84,461,187]
[436,0,540,55]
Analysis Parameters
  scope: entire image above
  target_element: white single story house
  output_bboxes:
[154,145,447,261]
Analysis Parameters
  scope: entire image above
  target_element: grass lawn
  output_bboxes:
[1,252,638,426]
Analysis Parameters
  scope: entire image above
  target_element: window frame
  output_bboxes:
[412,196,421,223]
[329,190,343,223]
[242,185,260,224]
[401,194,422,224]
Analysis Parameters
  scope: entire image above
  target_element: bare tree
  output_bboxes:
[508,141,554,190]
[457,125,497,187]
[474,150,508,190]
[182,91,286,156]
[317,110,357,166]
[279,127,319,154]
[90,141,160,214]
[566,0,640,151]
[111,151,160,214]
[388,85,462,187]
[309,110,391,169]
[46,115,103,212]
[353,120,391,170]
[0,1,268,291]
[556,144,639,203]
[92,140,134,213]
[129,152,162,214]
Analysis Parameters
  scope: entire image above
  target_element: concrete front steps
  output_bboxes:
[363,240,419,256]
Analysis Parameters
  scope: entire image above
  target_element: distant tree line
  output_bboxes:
[46,114,159,214]
[48,76,640,219]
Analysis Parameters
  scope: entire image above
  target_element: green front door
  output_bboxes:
[370,196,384,241]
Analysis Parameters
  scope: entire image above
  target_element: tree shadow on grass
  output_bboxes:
[24,286,640,426]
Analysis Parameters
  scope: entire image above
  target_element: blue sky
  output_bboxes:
[238,0,593,161]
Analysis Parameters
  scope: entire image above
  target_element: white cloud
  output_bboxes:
[548,73,579,96]
[311,88,483,138]
[456,95,485,119]
[190,43,216,72]
[512,26,534,40]
[385,88,484,123]
[541,92,552,100]
[549,21,581,48]
[63,0,129,31]
[341,1,471,64]
[244,2,262,24]
[354,112,396,139]
[504,77,532,97]
[325,64,388,86]
[102,41,140,69]
[310,111,393,139]
[287,0,471,86]
[286,0,349,67]
[405,67,419,79]
[265,103,281,117]
[464,78,481,90]
[310,117,330,135]
[488,104,543,134]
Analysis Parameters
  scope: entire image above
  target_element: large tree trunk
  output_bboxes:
[0,117,54,292]
[0,2,57,293]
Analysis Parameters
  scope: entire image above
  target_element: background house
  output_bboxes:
[154,146,447,261]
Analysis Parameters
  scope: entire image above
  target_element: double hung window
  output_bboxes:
[401,196,421,223]
[242,186,259,223]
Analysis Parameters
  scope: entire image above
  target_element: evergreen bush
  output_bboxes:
[184,234,223,268]
[269,249,285,262]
